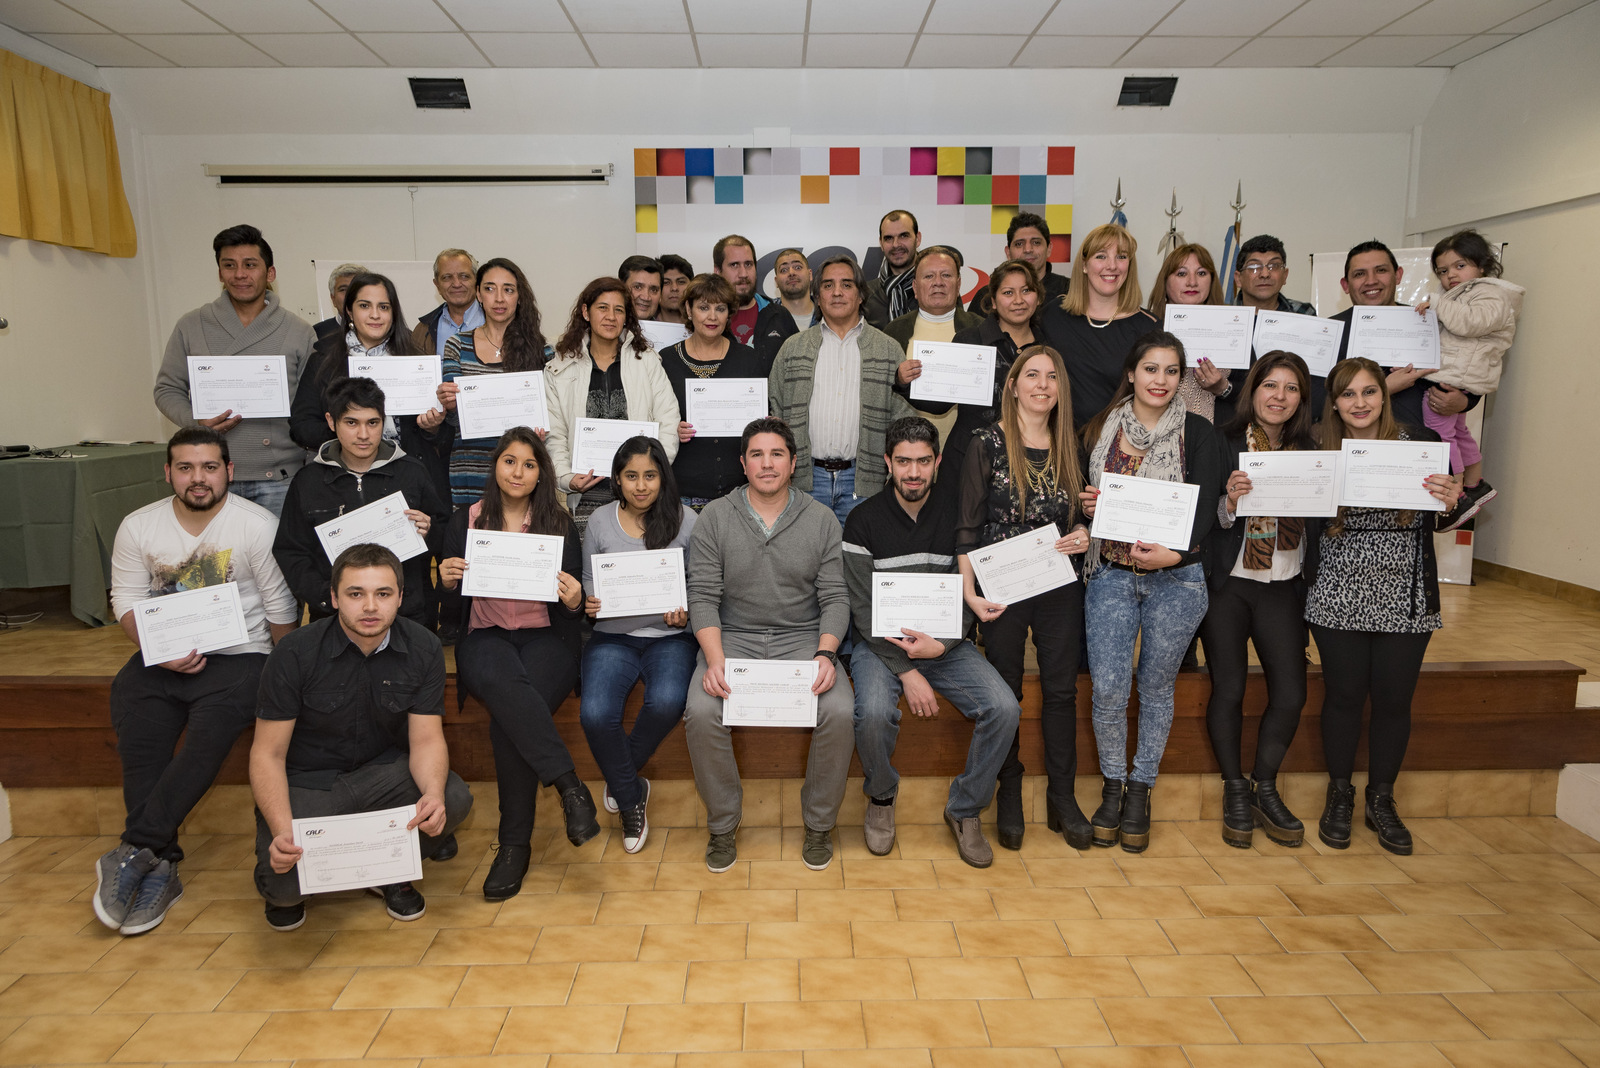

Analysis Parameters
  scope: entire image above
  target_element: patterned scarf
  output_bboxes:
[877,257,916,321]
[1243,421,1303,570]
[1084,395,1187,575]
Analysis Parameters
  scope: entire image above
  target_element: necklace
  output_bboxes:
[1085,314,1112,330]
[480,325,506,359]
[1023,451,1058,496]
[678,343,721,379]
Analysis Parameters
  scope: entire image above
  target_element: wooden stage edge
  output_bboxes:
[0,660,1588,788]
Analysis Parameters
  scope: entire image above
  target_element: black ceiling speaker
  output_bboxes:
[1117,76,1178,107]
[409,77,470,109]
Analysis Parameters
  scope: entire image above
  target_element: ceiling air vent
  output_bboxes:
[1117,76,1178,107]
[409,77,470,109]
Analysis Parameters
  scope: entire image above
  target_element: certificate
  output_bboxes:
[293,805,423,895]
[1252,312,1345,378]
[1339,439,1450,512]
[638,319,690,352]
[132,581,250,667]
[1163,305,1256,370]
[455,371,550,440]
[571,418,659,476]
[187,355,291,419]
[907,341,997,406]
[967,524,1076,606]
[1347,306,1441,370]
[1090,474,1200,549]
[722,659,818,728]
[684,378,768,437]
[871,571,963,639]
[461,529,563,601]
[349,355,442,416]
[314,491,428,564]
[592,547,687,619]
[1235,451,1341,518]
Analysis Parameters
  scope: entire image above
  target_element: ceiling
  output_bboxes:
[1,0,1592,70]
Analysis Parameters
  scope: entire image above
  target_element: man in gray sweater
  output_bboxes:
[685,416,853,874]
[153,224,317,517]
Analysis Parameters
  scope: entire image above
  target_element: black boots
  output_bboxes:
[1319,778,1356,849]
[1221,778,1254,849]
[1047,793,1094,850]
[1119,781,1152,853]
[1253,779,1303,847]
[1365,782,1413,856]
[482,843,531,901]
[1091,777,1124,848]
[560,783,601,847]
[995,774,1025,851]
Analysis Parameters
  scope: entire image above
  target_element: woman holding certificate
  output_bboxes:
[955,344,1093,850]
[438,428,596,901]
[1307,357,1463,856]
[1079,332,1226,853]
[1145,244,1233,421]
[1200,352,1318,849]
[579,437,697,854]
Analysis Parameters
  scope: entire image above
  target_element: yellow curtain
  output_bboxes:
[0,50,136,257]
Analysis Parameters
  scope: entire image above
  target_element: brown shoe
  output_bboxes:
[944,809,994,869]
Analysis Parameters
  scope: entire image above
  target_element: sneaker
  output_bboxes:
[264,900,306,932]
[93,843,157,931]
[369,881,426,921]
[604,777,649,817]
[801,827,834,871]
[119,859,183,935]
[944,809,994,869]
[560,783,601,847]
[1440,479,1497,532]
[863,797,896,856]
[706,829,738,873]
[620,799,650,854]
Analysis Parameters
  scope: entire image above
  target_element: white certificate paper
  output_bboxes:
[1347,306,1441,370]
[571,418,659,476]
[684,378,768,438]
[132,581,250,667]
[722,659,819,728]
[871,572,963,639]
[293,805,423,895]
[1236,451,1341,518]
[1163,305,1256,370]
[907,341,998,406]
[1091,474,1201,549]
[455,371,551,440]
[1252,312,1345,378]
[350,355,442,417]
[461,529,563,601]
[187,355,291,419]
[638,320,691,352]
[592,547,687,619]
[1339,439,1450,512]
[314,491,428,564]
[967,524,1076,606]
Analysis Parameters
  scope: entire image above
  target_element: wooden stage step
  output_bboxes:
[0,661,1588,788]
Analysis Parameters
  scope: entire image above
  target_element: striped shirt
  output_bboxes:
[808,318,864,461]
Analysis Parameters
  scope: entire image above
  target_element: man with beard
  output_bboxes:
[714,234,766,346]
[863,209,923,329]
[753,247,818,370]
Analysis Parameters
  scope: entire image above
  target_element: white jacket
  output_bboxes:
[1434,276,1525,395]
[543,330,682,508]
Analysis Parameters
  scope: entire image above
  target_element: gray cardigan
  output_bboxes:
[687,488,849,642]
[154,291,317,481]
[581,501,697,636]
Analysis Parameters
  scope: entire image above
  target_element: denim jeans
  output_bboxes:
[231,477,290,518]
[579,630,698,810]
[851,641,1021,820]
[809,464,861,526]
[1085,562,1209,786]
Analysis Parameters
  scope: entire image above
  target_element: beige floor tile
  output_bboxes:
[747,861,845,890]
[892,889,998,921]
[1181,1043,1325,1067]
[1283,884,1402,916]
[366,1007,508,1059]
[311,927,438,967]
[494,891,601,927]
[980,996,1113,1046]
[1366,914,1500,952]
[1018,955,1145,998]
[638,923,747,961]
[1448,992,1600,1040]
[931,858,1036,889]
[99,968,242,1012]
[1333,993,1484,1042]
[0,1013,147,1066]
[0,935,116,974]
[800,957,915,1001]
[1435,1039,1589,1067]
[616,1002,745,1053]
[1480,854,1600,885]
[1131,953,1262,996]
[930,1047,1062,1068]
[567,960,686,1004]
[686,959,797,1002]
[1039,1048,1190,1067]
[450,962,577,1006]
[1307,1042,1453,1067]
[1088,886,1202,919]
[745,1000,865,1050]
[797,889,898,922]
[1510,818,1600,855]
[214,966,355,1011]
[1300,854,1414,885]
[1095,996,1237,1045]
[907,956,1031,1000]
[1560,1038,1600,1066]
[1390,855,1508,884]
[1263,915,1389,952]
[1455,949,1600,992]
[0,903,96,938]
[1204,856,1317,886]
[1346,951,1495,993]
[697,890,798,924]
[840,860,939,890]
[851,920,959,958]
[1057,918,1176,956]
[496,1005,625,1053]
[560,863,660,893]
[952,919,1067,957]
[1236,953,1376,995]
[1183,883,1302,918]
[862,998,989,1048]
[1470,913,1600,951]
[1020,857,1129,887]
[526,924,641,963]
[1213,994,1360,1044]
[1115,857,1222,886]
[200,930,333,970]
[1473,882,1599,916]
[677,1054,802,1068]
[1382,883,1503,915]
[653,861,750,891]
[801,1052,929,1068]
[1456,818,1558,855]
[334,964,468,1008]
[0,971,129,1015]
[239,1008,388,1060]
[746,921,854,959]
[1159,916,1284,955]
[987,887,1098,921]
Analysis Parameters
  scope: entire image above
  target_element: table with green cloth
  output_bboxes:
[0,443,171,626]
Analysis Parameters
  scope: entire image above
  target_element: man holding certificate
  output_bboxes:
[843,418,1020,868]
[251,544,474,931]
[98,428,299,937]
[684,417,854,874]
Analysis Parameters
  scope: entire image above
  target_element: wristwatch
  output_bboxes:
[814,649,838,665]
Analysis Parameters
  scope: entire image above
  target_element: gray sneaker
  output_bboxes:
[945,809,994,869]
[119,859,183,935]
[864,798,896,856]
[802,827,835,871]
[706,829,738,873]
[93,843,156,931]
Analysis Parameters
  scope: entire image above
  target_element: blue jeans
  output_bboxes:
[579,630,698,810]
[1085,562,1209,786]
[851,641,1021,820]
[232,477,290,518]
[809,464,861,526]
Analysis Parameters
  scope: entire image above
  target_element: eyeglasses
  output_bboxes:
[1239,262,1287,275]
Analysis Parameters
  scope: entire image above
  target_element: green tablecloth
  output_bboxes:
[0,443,170,625]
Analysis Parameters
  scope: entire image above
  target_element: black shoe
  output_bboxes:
[1046,793,1093,850]
[995,775,1024,851]
[369,882,425,921]
[1091,778,1124,848]
[560,783,601,847]
[1365,782,1414,856]
[1120,781,1152,854]
[482,844,532,901]
[1252,778,1304,847]
[1221,778,1254,849]
[427,833,459,862]
[264,900,306,932]
[1319,778,1355,849]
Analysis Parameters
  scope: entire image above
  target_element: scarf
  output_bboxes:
[1084,395,1187,574]
[877,257,916,321]
[344,329,400,443]
[1242,422,1303,571]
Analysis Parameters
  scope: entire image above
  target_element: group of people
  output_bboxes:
[95,210,1519,936]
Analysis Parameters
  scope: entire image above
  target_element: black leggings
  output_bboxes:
[981,581,1084,808]
[1199,577,1307,781]
[1309,624,1432,785]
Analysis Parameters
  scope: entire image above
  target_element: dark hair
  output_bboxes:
[773,247,807,266]
[618,255,663,283]
[741,416,797,457]
[879,209,919,236]
[330,543,403,591]
[166,426,229,466]
[1343,239,1399,277]
[683,272,737,312]
[556,277,650,358]
[1222,351,1317,449]
[913,245,961,276]
[610,436,683,550]
[1147,243,1224,319]
[475,258,547,372]
[713,234,755,271]
[986,258,1041,312]
[212,224,271,268]
[315,272,418,393]
[1431,229,1501,278]
[1082,331,1189,447]
[474,427,569,537]
[885,415,941,458]
[659,253,694,277]
[811,254,865,303]
[323,375,386,420]
[1006,211,1050,245]
[1234,234,1287,272]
